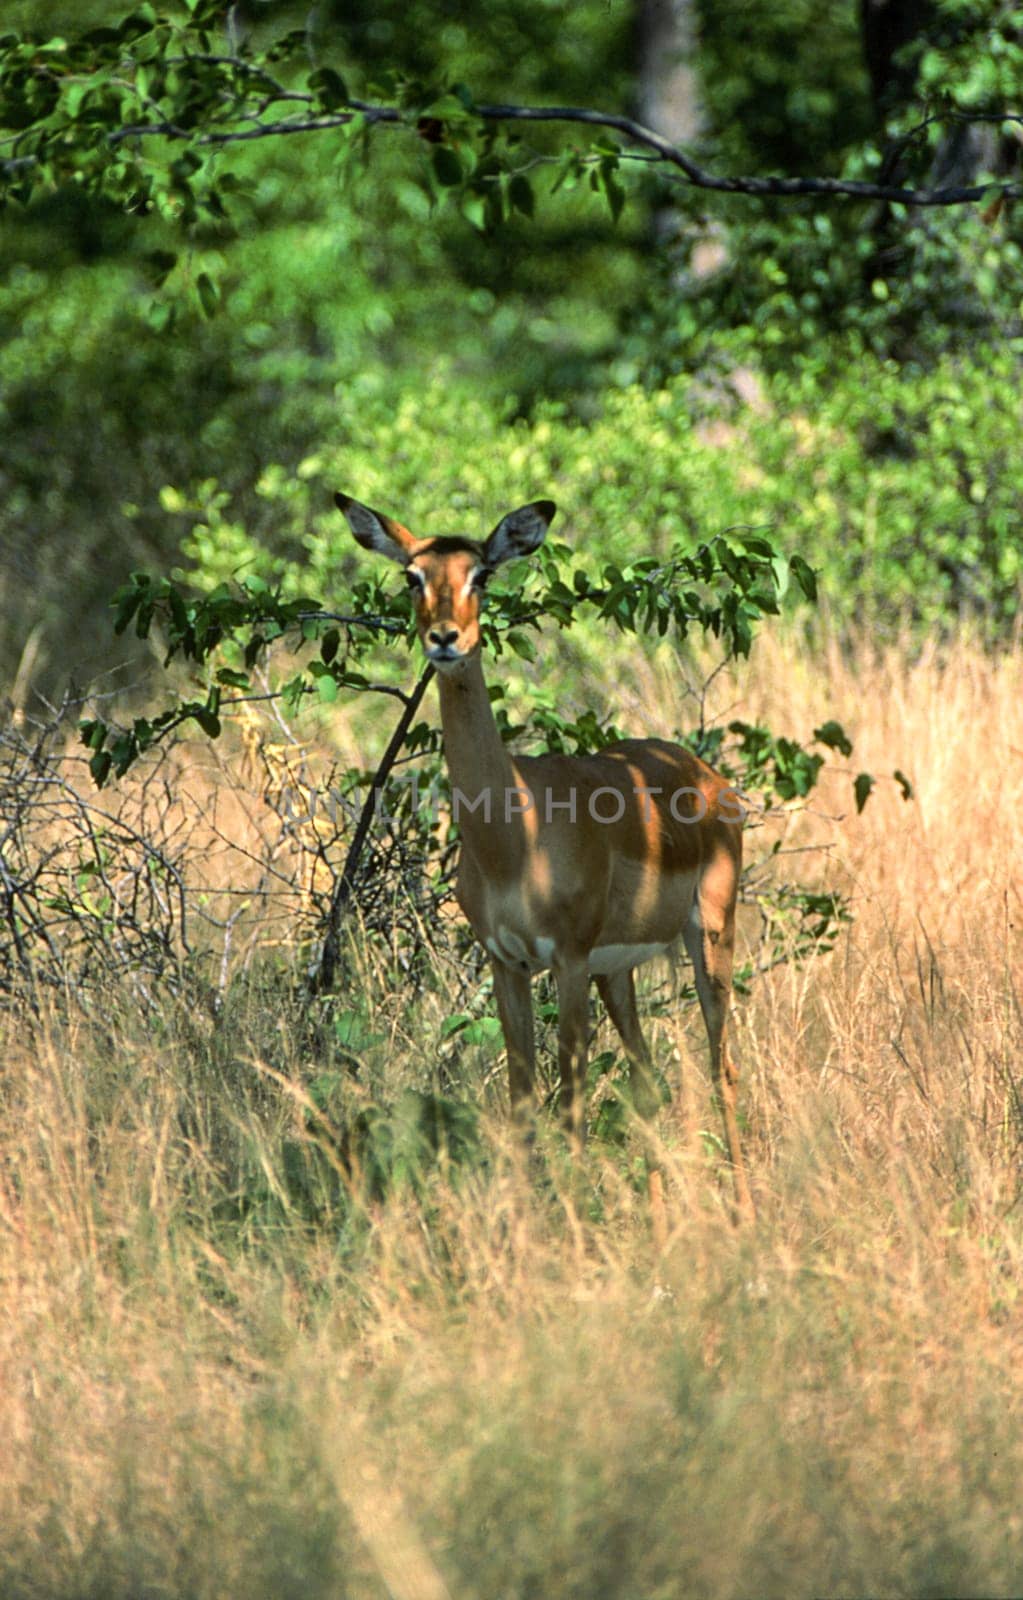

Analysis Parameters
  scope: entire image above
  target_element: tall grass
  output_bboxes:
[1,636,1021,1599]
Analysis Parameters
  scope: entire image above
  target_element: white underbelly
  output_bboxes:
[485,928,671,976]
[486,928,556,972]
[587,942,670,975]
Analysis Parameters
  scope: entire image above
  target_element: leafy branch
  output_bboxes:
[79,524,819,782]
[72,502,922,998]
[2,3,1021,235]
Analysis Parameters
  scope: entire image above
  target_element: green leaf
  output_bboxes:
[770,551,790,600]
[110,733,136,775]
[140,249,177,288]
[193,707,221,738]
[196,272,219,318]
[317,673,339,703]
[893,768,914,801]
[506,629,537,661]
[462,193,487,230]
[307,66,349,110]
[171,148,202,178]
[814,720,853,757]
[333,1007,382,1050]
[321,627,340,664]
[112,590,141,635]
[460,1017,504,1047]
[508,173,534,218]
[440,1012,471,1041]
[853,772,875,813]
[789,554,818,603]
[64,80,93,119]
[264,27,307,63]
[122,3,157,29]
[738,532,777,558]
[442,1013,503,1047]
[601,168,625,223]
[432,145,463,187]
[89,750,112,786]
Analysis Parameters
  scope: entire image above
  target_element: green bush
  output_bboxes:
[172,345,1023,638]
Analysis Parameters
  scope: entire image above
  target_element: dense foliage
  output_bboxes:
[165,353,1023,634]
[2,0,1021,693]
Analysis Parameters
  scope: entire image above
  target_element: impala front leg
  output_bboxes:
[554,955,591,1146]
[684,856,755,1223]
[595,969,660,1118]
[490,959,536,1122]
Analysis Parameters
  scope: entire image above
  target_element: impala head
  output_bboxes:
[335,493,557,672]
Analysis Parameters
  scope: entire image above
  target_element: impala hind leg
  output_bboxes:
[595,970,661,1119]
[554,955,590,1146]
[490,960,536,1122]
[683,869,755,1222]
[596,968,668,1250]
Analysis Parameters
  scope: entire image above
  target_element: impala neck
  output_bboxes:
[436,654,521,869]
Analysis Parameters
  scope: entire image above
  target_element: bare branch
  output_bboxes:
[472,102,1023,206]
[312,664,435,995]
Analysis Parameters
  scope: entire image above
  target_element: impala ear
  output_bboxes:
[482,500,557,569]
[334,492,418,565]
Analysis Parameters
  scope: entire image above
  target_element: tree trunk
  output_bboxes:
[634,0,727,272]
[860,0,936,116]
[860,0,1008,183]
[634,0,703,146]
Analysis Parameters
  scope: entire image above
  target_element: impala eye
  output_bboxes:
[405,568,425,594]
[471,567,491,591]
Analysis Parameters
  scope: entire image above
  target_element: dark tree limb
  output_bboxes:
[311,663,435,996]
[4,90,1021,207]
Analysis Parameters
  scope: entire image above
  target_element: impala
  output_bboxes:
[336,492,755,1221]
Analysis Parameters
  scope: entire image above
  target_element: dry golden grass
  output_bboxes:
[1,634,1021,1599]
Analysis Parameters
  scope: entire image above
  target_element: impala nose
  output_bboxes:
[428,626,459,649]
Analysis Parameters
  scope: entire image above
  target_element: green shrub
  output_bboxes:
[173,346,1023,637]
